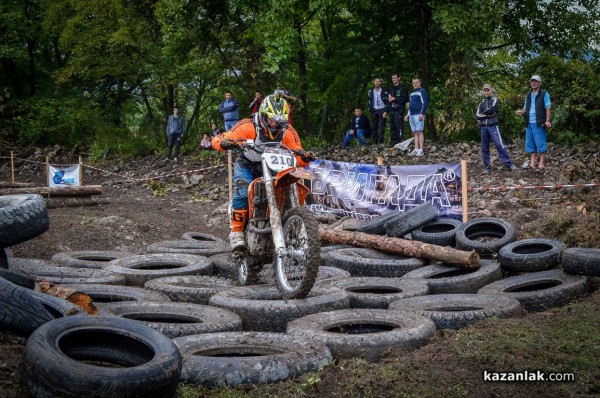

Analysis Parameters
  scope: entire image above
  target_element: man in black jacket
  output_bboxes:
[342,106,371,148]
[387,73,409,147]
[476,84,516,173]
[367,77,388,145]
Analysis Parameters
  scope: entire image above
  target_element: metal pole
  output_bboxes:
[10,151,15,183]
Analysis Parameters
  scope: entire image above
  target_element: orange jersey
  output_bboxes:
[211,118,310,167]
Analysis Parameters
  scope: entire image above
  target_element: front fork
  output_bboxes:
[262,160,293,258]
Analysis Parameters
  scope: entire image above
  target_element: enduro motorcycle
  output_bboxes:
[231,140,320,299]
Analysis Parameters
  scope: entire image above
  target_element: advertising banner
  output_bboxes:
[305,159,463,220]
[48,164,81,187]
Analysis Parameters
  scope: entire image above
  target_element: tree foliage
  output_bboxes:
[0,0,599,155]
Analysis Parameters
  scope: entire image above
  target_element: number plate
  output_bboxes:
[262,147,295,172]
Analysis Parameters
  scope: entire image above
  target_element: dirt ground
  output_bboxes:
[1,142,599,397]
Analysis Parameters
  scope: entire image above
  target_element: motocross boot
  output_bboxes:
[229,209,248,252]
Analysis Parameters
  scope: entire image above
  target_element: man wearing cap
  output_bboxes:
[476,84,517,173]
[516,75,552,171]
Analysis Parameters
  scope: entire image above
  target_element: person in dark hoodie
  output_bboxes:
[341,105,372,148]
[165,106,184,162]
[476,84,516,173]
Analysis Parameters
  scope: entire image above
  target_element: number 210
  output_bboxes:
[269,155,293,166]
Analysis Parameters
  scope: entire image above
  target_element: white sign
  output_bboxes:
[48,164,81,187]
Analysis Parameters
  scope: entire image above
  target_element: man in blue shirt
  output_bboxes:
[516,75,552,171]
[165,106,184,162]
[404,77,429,157]
[219,91,240,131]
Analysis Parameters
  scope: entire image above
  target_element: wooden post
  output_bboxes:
[10,151,15,183]
[375,156,384,191]
[79,156,83,186]
[461,159,468,222]
[227,150,233,202]
[46,156,50,187]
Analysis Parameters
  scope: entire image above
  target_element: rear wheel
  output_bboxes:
[274,207,320,299]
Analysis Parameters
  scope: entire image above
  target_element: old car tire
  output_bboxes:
[51,250,135,269]
[100,301,242,338]
[210,253,238,280]
[209,285,350,332]
[321,277,429,309]
[66,283,171,305]
[181,232,226,244]
[0,194,49,248]
[356,211,405,235]
[105,253,212,287]
[477,269,589,312]
[0,268,36,290]
[498,238,565,272]
[174,332,332,387]
[389,294,522,329]
[323,247,425,277]
[402,260,502,294]
[455,217,516,257]
[9,258,126,285]
[144,275,235,305]
[561,247,600,277]
[287,309,436,362]
[384,203,439,238]
[147,240,230,256]
[22,316,182,398]
[411,218,463,247]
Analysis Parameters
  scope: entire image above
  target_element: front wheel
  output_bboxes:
[274,207,320,299]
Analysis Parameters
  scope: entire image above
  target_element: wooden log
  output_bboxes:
[45,196,110,209]
[0,181,36,188]
[0,185,102,197]
[38,281,99,315]
[319,226,480,268]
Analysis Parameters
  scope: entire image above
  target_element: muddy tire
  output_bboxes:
[477,270,589,312]
[402,260,502,294]
[0,248,8,269]
[389,294,522,329]
[0,278,82,336]
[384,203,439,238]
[259,265,351,285]
[22,316,182,398]
[356,211,405,235]
[210,253,238,280]
[181,232,226,244]
[51,250,135,269]
[455,217,516,257]
[66,283,171,305]
[236,255,263,286]
[0,268,36,290]
[100,301,242,338]
[321,277,429,309]
[105,253,212,287]
[144,275,235,304]
[562,248,600,277]
[9,258,126,285]
[323,247,425,277]
[498,238,565,272]
[174,332,332,387]
[209,285,350,332]
[147,239,230,256]
[287,309,436,362]
[411,218,463,247]
[0,194,49,248]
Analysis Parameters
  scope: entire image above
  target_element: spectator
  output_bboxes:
[387,72,409,147]
[404,77,429,157]
[476,84,517,173]
[164,106,184,162]
[248,91,263,117]
[219,91,240,131]
[342,106,371,148]
[210,122,224,137]
[516,75,552,172]
[200,133,212,150]
[367,77,389,145]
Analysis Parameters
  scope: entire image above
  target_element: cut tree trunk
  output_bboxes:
[0,185,102,197]
[319,226,480,268]
[0,182,36,188]
[45,197,110,209]
[38,281,99,315]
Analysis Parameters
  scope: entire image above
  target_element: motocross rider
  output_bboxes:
[212,93,315,251]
